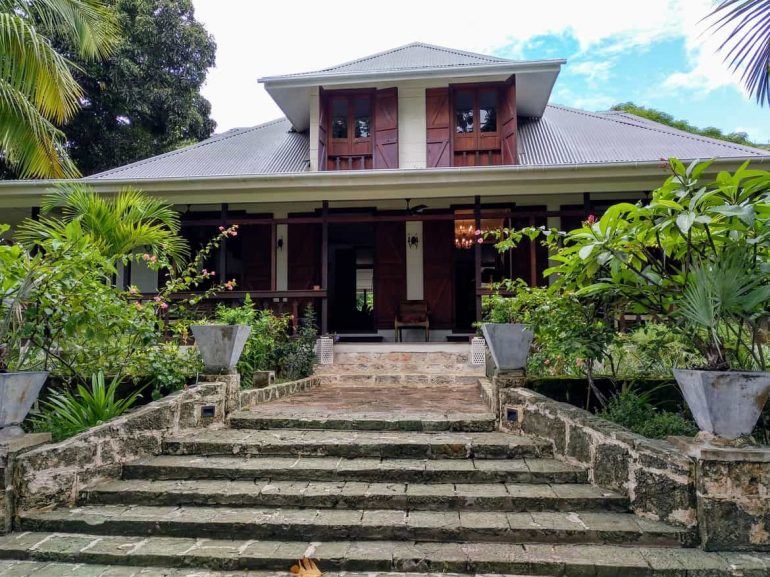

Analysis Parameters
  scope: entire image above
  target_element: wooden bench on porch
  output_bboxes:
[394,300,430,342]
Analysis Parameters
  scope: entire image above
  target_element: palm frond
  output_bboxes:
[0,78,79,178]
[706,0,770,106]
[0,0,119,60]
[0,12,82,123]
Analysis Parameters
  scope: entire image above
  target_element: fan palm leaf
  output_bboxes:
[0,0,118,178]
[17,184,189,267]
[706,0,770,106]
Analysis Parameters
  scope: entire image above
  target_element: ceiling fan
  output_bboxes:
[405,198,428,214]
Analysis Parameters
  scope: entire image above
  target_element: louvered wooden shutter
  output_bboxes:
[318,88,328,171]
[426,88,451,167]
[374,221,406,329]
[500,77,518,165]
[374,88,398,169]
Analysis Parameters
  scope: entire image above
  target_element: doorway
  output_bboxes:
[328,223,375,333]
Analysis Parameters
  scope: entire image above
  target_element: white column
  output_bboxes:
[406,221,424,300]
[276,223,288,291]
[546,200,562,285]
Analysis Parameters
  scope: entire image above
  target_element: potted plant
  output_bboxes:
[191,300,252,373]
[533,159,770,440]
[0,226,48,439]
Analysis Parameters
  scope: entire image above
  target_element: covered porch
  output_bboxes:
[139,191,642,340]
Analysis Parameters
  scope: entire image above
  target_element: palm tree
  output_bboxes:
[706,0,770,107]
[0,0,119,178]
[15,184,189,268]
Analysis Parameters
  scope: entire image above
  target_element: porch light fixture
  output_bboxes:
[407,233,420,249]
[277,237,284,251]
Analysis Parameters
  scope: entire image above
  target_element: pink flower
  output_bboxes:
[585,214,597,225]
[219,226,225,231]
[159,302,169,310]
[142,253,151,261]
[474,229,482,236]
[224,279,236,290]
[476,237,483,244]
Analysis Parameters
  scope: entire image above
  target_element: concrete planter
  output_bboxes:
[191,324,251,373]
[674,368,770,440]
[481,323,533,371]
[0,371,48,438]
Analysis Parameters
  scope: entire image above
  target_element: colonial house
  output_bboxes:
[2,42,770,340]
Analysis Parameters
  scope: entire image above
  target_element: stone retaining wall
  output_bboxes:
[4,374,320,532]
[496,384,698,529]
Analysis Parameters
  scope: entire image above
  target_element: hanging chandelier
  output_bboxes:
[454,220,479,250]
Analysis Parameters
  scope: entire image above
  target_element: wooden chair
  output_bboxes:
[394,300,430,342]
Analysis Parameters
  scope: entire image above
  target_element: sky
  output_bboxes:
[192,0,769,143]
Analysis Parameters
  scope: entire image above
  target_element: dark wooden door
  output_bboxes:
[288,223,321,290]
[426,87,451,167]
[500,77,518,165]
[374,222,406,329]
[423,220,454,330]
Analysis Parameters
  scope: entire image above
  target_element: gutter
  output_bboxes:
[0,157,767,207]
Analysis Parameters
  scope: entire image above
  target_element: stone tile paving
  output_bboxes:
[161,429,550,460]
[1,534,770,576]
[20,505,686,545]
[81,478,626,511]
[239,383,491,417]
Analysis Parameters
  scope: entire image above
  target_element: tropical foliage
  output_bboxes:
[0,0,119,177]
[611,102,765,148]
[706,0,770,107]
[31,371,143,441]
[15,184,189,268]
[61,0,217,175]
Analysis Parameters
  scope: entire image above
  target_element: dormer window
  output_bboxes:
[327,91,374,170]
[452,86,501,165]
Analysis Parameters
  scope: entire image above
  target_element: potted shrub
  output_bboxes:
[191,301,253,373]
[0,226,47,438]
[533,159,770,440]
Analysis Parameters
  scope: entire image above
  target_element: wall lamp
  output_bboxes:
[407,233,420,249]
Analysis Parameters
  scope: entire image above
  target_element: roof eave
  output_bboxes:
[258,59,566,88]
[2,157,768,207]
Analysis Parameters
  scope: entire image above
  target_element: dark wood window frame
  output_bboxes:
[449,82,504,167]
[326,88,376,170]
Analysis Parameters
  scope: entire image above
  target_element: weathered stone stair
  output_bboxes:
[0,383,767,576]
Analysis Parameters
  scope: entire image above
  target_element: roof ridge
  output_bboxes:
[546,104,769,156]
[317,41,509,73]
[89,118,289,179]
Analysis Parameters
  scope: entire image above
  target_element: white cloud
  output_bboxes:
[191,0,749,131]
[569,61,613,84]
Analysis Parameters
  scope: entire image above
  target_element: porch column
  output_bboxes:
[474,195,482,323]
[546,200,561,286]
[320,201,329,335]
[218,203,228,279]
[275,223,288,291]
[405,221,423,300]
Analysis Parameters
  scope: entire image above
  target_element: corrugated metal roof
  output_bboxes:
[266,42,515,80]
[87,106,769,181]
[517,105,769,165]
[88,118,309,180]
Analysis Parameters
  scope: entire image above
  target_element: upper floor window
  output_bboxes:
[452,86,501,166]
[327,92,374,169]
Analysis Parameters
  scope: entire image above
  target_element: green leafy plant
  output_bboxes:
[606,323,702,378]
[215,296,257,326]
[599,388,698,440]
[278,305,318,381]
[32,371,144,441]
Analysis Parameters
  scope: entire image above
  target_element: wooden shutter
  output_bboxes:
[288,223,321,289]
[500,76,518,165]
[240,224,272,290]
[423,220,454,329]
[318,88,327,171]
[374,88,398,169]
[374,221,406,329]
[426,88,451,167]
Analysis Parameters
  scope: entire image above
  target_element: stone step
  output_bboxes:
[162,430,552,460]
[229,411,497,432]
[0,561,542,577]
[18,506,689,546]
[123,455,586,484]
[81,479,627,512]
[0,533,762,576]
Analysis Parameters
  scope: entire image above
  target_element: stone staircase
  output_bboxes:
[0,382,766,576]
